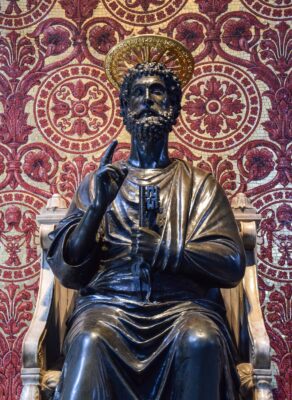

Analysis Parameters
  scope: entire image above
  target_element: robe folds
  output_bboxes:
[47,159,246,400]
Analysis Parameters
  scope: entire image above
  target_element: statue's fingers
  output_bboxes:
[109,166,128,185]
[100,140,118,167]
[106,165,126,181]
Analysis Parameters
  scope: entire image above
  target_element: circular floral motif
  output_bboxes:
[35,65,123,154]
[0,0,57,30]
[23,151,52,182]
[253,189,292,282]
[244,148,275,181]
[102,0,187,26]
[174,63,262,152]
[174,21,204,52]
[89,25,117,55]
[0,191,45,282]
[240,0,291,20]
[222,19,252,51]
[41,26,71,57]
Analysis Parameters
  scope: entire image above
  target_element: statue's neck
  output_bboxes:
[127,132,171,169]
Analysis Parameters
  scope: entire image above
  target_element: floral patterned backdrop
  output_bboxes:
[0,0,291,399]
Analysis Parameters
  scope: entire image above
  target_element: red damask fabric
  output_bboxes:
[0,1,291,399]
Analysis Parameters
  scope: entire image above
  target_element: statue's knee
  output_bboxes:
[76,329,103,349]
[179,320,221,356]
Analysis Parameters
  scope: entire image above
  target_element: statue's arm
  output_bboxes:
[64,201,105,266]
[46,187,105,289]
[47,141,128,289]
[182,175,246,288]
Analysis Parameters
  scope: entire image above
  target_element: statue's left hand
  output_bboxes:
[131,227,160,266]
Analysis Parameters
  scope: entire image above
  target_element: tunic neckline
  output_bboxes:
[121,159,179,183]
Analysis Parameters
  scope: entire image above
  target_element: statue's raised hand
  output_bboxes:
[94,141,128,210]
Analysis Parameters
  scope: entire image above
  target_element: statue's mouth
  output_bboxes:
[136,109,158,119]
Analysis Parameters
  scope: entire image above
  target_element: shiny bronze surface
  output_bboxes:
[47,61,246,400]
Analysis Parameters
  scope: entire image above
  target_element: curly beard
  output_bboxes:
[124,107,175,144]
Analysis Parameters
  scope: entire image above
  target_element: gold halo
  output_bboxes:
[105,35,194,89]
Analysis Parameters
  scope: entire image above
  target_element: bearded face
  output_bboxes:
[122,75,177,144]
[125,107,175,144]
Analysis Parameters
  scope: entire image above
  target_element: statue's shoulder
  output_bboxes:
[176,159,224,203]
[175,159,212,185]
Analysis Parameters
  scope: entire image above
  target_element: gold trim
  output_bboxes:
[105,35,194,88]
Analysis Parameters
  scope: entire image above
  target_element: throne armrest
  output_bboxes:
[21,195,67,400]
[243,263,270,370]
[231,194,272,400]
[243,263,272,400]
[232,194,270,369]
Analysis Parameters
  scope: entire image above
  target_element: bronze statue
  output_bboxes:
[47,36,245,400]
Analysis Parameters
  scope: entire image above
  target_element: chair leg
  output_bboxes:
[253,369,273,400]
[20,368,42,400]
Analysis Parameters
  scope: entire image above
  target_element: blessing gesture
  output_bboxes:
[94,141,128,210]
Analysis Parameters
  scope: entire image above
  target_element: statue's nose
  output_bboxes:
[144,88,154,106]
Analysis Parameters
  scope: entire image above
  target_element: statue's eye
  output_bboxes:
[132,87,143,96]
[151,84,165,95]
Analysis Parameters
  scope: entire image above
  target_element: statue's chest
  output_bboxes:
[105,179,170,236]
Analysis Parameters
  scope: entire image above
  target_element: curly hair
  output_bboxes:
[119,63,182,121]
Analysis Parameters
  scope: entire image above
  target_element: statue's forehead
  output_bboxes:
[130,74,166,88]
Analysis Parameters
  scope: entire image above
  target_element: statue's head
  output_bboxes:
[105,36,193,144]
[119,62,182,143]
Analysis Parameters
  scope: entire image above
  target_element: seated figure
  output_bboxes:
[47,36,246,400]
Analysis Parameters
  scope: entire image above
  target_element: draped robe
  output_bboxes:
[47,159,245,400]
